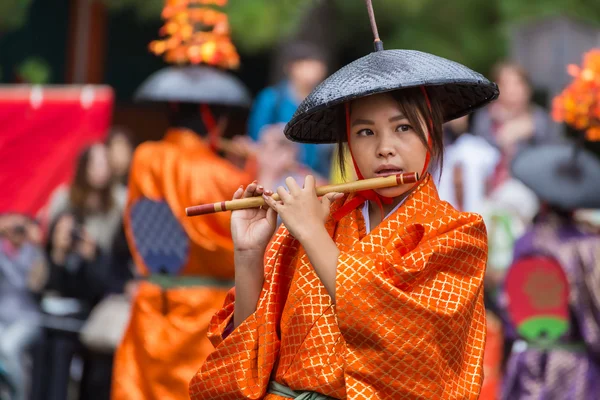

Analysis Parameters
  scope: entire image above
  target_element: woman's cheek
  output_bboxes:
[374,184,414,198]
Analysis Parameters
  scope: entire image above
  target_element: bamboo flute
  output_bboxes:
[185,172,419,216]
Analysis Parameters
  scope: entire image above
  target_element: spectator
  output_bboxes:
[437,115,500,214]
[31,212,108,400]
[247,42,332,177]
[106,127,134,189]
[471,62,556,190]
[0,213,46,400]
[256,123,328,193]
[47,144,126,253]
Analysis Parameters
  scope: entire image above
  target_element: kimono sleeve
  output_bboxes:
[335,214,488,399]
[206,287,236,348]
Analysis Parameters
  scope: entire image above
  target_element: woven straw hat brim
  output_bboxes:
[284,49,498,144]
[134,65,252,108]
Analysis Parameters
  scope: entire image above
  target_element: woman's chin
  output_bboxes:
[375,184,413,199]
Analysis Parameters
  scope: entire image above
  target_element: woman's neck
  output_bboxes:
[368,193,408,228]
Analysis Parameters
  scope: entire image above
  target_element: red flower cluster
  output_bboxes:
[148,0,240,70]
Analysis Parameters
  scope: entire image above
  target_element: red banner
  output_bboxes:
[0,85,114,217]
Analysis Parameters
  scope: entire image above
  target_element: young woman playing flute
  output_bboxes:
[189,2,498,398]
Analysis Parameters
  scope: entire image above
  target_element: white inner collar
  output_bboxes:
[361,198,406,234]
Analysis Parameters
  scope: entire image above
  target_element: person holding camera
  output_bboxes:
[0,213,46,400]
[30,212,108,400]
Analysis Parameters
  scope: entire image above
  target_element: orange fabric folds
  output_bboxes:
[189,175,488,400]
[111,129,254,400]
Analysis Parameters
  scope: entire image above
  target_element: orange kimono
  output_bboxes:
[112,129,254,400]
[190,175,488,399]
[479,312,503,400]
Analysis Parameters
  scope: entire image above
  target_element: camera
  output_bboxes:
[71,226,85,242]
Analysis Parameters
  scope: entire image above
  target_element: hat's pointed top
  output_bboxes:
[365,0,384,51]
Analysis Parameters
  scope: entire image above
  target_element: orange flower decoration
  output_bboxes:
[149,0,240,70]
[552,49,600,141]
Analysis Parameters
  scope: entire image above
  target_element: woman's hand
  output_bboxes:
[263,176,342,241]
[231,181,277,328]
[231,181,278,254]
[76,230,97,261]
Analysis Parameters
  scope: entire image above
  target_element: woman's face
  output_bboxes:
[259,126,297,171]
[349,92,428,198]
[108,133,133,178]
[87,144,111,189]
[497,67,531,112]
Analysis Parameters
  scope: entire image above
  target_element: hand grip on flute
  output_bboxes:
[185,172,419,217]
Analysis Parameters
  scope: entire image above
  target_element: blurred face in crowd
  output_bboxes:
[497,66,531,112]
[108,131,133,179]
[0,214,38,247]
[52,213,75,251]
[87,144,111,190]
[259,124,297,172]
[288,59,328,95]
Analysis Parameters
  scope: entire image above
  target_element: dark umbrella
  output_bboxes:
[284,1,498,144]
[134,65,252,108]
[511,144,600,210]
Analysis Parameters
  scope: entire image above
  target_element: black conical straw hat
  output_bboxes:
[512,143,600,210]
[135,65,252,108]
[284,1,499,144]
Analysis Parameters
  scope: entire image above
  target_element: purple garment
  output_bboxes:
[500,217,600,399]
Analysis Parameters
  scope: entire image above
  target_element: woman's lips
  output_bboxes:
[375,168,404,177]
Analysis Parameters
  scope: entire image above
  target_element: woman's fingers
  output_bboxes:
[232,185,244,200]
[243,180,259,198]
[285,177,302,195]
[262,193,280,211]
[303,175,316,194]
[276,186,292,203]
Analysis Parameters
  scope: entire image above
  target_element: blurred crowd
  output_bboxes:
[0,41,599,400]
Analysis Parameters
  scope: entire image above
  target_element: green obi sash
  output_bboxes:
[146,275,234,289]
[267,381,336,400]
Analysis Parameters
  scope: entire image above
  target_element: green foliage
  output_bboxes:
[17,57,51,84]
[0,0,34,32]
[101,0,600,74]
[225,0,311,51]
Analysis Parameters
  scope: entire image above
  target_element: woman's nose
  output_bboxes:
[377,134,396,158]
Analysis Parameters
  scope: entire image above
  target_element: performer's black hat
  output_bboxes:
[512,143,600,210]
[284,1,499,144]
[134,65,252,108]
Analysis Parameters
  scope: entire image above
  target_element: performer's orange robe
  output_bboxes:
[190,175,488,399]
[479,311,503,400]
[112,129,255,400]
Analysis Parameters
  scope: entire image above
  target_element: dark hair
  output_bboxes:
[167,102,232,136]
[491,61,532,88]
[106,126,134,146]
[282,41,328,66]
[336,87,445,179]
[69,145,114,218]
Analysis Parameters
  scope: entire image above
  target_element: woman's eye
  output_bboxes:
[396,124,413,133]
[357,129,374,136]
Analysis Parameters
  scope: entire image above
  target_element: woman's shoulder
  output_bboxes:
[47,185,71,220]
[422,198,487,239]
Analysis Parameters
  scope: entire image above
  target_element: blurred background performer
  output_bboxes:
[110,1,256,399]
